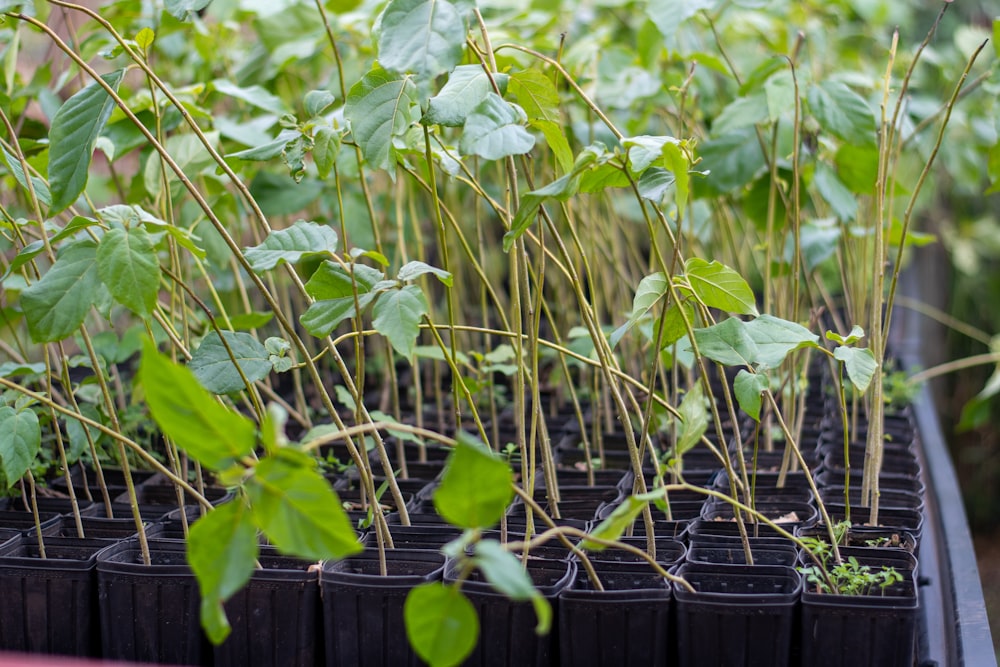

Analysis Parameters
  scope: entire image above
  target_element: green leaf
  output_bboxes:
[377,0,465,80]
[684,258,758,316]
[397,260,453,286]
[424,65,503,127]
[834,345,878,393]
[20,241,100,343]
[0,406,40,487]
[826,325,864,346]
[405,583,478,667]
[509,69,559,125]
[764,70,795,122]
[711,94,769,135]
[609,272,667,349]
[305,261,385,300]
[734,369,769,421]
[47,69,125,214]
[187,500,258,645]
[226,135,293,162]
[813,163,857,221]
[473,540,551,633]
[304,90,336,117]
[135,27,155,50]
[676,382,708,455]
[623,135,681,174]
[690,317,758,366]
[140,341,257,470]
[189,331,273,395]
[211,79,289,116]
[247,455,362,561]
[582,495,648,551]
[530,119,574,175]
[372,284,428,359]
[807,81,877,147]
[697,128,765,193]
[300,293,376,337]
[796,219,842,271]
[509,69,571,173]
[145,132,220,200]
[0,362,46,378]
[313,125,342,180]
[661,141,691,219]
[743,314,819,368]
[657,301,694,348]
[345,65,420,172]
[96,226,161,317]
[646,0,715,39]
[504,144,604,251]
[165,0,211,20]
[1,145,51,207]
[244,221,339,272]
[434,435,513,528]
[459,93,534,161]
[637,167,675,202]
[228,311,274,330]
[834,144,881,194]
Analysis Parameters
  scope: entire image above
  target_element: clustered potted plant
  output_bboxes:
[0,0,995,665]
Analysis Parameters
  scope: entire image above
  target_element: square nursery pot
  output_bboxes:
[558,560,673,667]
[798,548,919,667]
[673,562,802,667]
[214,548,322,667]
[321,548,446,667]
[446,557,576,667]
[0,535,108,657]
[97,538,208,665]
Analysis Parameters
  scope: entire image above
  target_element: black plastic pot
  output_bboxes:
[0,509,62,534]
[820,504,924,540]
[214,549,321,667]
[796,547,918,667]
[586,536,686,567]
[383,523,463,550]
[558,560,672,667]
[687,543,797,567]
[49,514,144,541]
[800,579,918,667]
[795,525,917,554]
[8,496,97,516]
[818,486,924,511]
[673,562,801,667]
[447,557,575,667]
[97,538,207,665]
[321,548,445,667]
[0,535,108,657]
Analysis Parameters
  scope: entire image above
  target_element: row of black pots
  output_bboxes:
[0,496,920,664]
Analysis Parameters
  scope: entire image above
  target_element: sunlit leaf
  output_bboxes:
[0,407,40,487]
[434,434,513,529]
[47,69,125,214]
[459,93,534,161]
[140,341,257,471]
[405,583,478,667]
